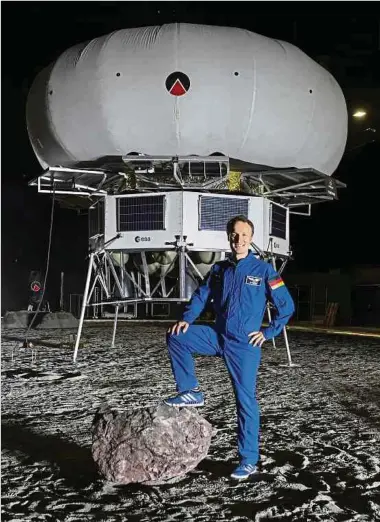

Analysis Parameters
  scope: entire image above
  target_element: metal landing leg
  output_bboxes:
[111,305,119,348]
[73,253,94,363]
[279,326,299,367]
[266,304,277,349]
[270,254,299,367]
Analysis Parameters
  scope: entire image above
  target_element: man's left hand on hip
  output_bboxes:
[248,331,266,347]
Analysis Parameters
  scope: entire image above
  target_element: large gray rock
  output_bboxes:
[1,311,78,329]
[92,403,213,484]
[1,311,31,328]
[40,311,78,329]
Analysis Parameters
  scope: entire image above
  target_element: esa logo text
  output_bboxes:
[135,236,151,243]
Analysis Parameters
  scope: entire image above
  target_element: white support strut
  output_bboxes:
[73,252,94,362]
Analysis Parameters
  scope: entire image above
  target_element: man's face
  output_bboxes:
[229,221,253,258]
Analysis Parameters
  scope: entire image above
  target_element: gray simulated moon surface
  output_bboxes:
[2,325,379,521]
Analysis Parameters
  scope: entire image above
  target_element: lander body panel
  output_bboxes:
[101,192,289,257]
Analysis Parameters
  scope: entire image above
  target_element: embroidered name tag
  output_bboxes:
[246,275,262,286]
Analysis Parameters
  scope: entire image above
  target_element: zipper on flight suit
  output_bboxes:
[226,261,239,336]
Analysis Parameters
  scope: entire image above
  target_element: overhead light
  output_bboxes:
[353,110,367,118]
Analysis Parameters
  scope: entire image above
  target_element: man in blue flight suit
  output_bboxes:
[164,215,295,479]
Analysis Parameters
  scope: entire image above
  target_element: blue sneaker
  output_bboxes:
[164,390,204,408]
[230,463,258,479]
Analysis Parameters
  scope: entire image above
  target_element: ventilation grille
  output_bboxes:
[199,196,249,231]
[117,196,165,232]
[270,203,287,239]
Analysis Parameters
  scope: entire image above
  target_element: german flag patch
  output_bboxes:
[269,277,284,290]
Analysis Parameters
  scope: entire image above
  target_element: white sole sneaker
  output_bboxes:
[230,467,258,479]
[163,400,205,408]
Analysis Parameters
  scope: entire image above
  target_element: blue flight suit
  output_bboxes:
[166,251,295,465]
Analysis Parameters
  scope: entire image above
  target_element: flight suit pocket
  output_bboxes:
[242,277,262,306]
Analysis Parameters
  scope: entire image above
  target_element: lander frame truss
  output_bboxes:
[29,154,345,213]
[73,235,293,366]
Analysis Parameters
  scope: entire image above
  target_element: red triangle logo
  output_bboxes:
[170,79,187,96]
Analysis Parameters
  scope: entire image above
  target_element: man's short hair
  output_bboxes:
[226,215,254,236]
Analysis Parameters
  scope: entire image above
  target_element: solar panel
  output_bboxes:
[270,203,287,239]
[117,195,165,232]
[199,196,249,231]
[89,200,105,237]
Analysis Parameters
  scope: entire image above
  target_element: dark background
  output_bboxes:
[2,2,380,313]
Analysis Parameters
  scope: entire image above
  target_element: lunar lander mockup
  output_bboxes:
[26,24,347,361]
